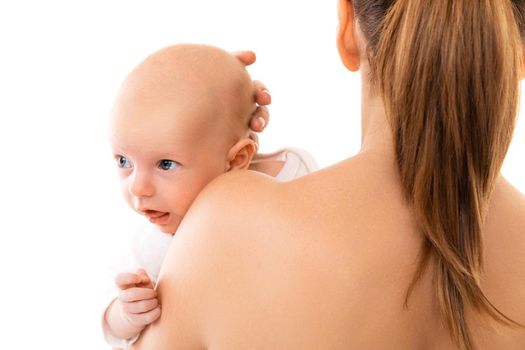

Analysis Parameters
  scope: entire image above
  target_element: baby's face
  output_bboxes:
[110,88,233,234]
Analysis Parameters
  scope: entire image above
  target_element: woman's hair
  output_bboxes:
[352,0,525,349]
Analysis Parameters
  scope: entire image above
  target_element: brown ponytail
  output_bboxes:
[353,0,525,349]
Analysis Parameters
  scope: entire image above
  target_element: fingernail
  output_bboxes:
[258,117,266,129]
[263,90,272,101]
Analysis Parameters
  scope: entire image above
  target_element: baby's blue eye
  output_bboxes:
[117,156,132,169]
[159,159,180,171]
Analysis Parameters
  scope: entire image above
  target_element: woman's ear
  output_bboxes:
[337,0,361,72]
[226,138,257,171]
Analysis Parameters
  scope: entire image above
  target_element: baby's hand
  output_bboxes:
[114,268,161,334]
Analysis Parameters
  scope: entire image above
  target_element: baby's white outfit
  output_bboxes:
[102,148,318,348]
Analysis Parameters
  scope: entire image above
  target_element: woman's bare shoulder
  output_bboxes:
[193,169,284,210]
[487,176,525,231]
[485,178,525,263]
[130,171,286,349]
[132,159,449,349]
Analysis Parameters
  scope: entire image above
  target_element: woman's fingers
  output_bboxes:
[230,53,271,133]
[250,80,271,132]
[253,80,271,105]
[231,51,256,66]
[250,106,269,132]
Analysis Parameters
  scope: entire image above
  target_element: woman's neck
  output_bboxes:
[358,73,395,161]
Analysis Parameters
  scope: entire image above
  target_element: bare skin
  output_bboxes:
[129,1,525,349]
[105,45,276,345]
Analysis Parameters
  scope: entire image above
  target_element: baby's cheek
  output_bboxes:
[168,190,196,215]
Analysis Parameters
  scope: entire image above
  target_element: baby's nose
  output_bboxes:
[129,171,155,198]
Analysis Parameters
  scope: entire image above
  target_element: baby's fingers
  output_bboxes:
[114,272,141,289]
[119,287,156,302]
[125,306,161,327]
[135,268,154,288]
[121,298,159,314]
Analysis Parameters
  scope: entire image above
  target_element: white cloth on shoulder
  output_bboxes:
[252,147,318,181]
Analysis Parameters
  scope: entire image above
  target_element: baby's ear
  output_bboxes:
[226,138,257,171]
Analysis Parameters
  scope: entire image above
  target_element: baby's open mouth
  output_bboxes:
[143,210,166,218]
[143,210,171,225]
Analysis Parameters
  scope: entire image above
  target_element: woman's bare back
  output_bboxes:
[131,153,525,350]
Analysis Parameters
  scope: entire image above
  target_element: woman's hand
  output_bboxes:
[232,51,271,146]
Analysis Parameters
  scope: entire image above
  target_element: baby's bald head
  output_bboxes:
[112,44,255,150]
[110,45,259,235]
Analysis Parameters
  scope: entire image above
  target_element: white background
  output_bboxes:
[0,1,523,349]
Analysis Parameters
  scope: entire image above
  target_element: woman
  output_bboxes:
[131,1,525,349]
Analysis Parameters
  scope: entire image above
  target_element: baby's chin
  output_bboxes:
[156,215,182,235]
[157,226,176,235]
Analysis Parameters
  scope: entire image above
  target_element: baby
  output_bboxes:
[103,44,318,348]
